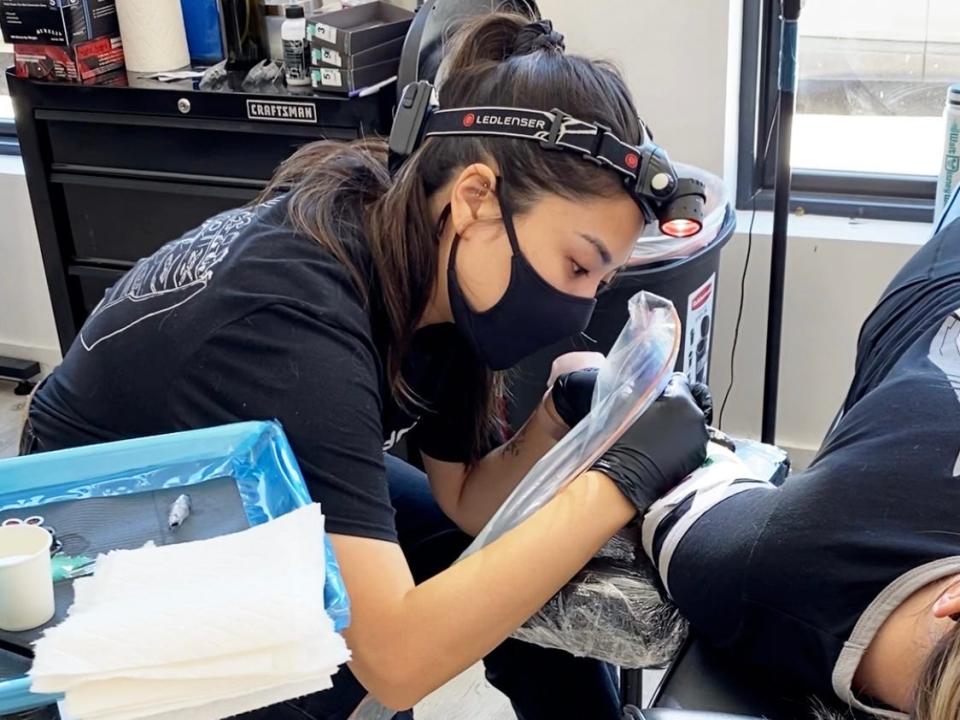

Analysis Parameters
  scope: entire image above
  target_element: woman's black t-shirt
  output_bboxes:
[28,197,482,543]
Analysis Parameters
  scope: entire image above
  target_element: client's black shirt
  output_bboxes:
[29,197,483,543]
[644,219,960,718]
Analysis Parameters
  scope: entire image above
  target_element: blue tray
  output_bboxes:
[0,421,350,716]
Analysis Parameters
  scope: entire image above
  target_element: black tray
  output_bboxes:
[311,57,399,95]
[308,2,413,55]
[311,34,404,70]
[0,477,249,656]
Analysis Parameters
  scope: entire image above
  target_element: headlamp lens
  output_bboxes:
[660,218,703,238]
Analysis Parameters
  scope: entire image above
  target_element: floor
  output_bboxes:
[0,384,660,719]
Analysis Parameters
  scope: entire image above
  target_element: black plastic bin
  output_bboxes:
[509,206,737,428]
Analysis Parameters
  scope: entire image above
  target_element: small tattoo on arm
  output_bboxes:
[504,427,527,459]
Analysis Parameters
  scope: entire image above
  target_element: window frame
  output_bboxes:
[737,0,937,223]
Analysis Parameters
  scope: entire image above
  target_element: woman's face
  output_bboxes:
[448,177,645,314]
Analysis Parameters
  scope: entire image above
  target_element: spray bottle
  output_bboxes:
[935,84,960,224]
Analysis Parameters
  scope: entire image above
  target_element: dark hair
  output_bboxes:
[261,12,642,462]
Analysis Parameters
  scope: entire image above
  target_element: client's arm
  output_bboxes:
[640,457,778,646]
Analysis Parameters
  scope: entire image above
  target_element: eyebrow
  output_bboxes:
[578,233,613,265]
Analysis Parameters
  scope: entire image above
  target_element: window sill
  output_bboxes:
[735,209,931,248]
[0,153,24,176]
[0,136,19,156]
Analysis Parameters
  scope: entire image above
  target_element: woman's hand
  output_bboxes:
[592,373,709,517]
[548,364,713,432]
[548,367,600,429]
[541,352,604,439]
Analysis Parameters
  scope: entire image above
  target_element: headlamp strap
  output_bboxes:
[424,107,659,195]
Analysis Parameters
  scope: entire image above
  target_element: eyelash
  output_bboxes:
[571,261,590,277]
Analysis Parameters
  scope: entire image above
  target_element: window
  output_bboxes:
[1,40,16,153]
[739,0,960,221]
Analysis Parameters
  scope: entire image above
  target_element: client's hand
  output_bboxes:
[592,373,708,517]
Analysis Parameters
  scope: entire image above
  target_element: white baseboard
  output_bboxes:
[0,341,61,377]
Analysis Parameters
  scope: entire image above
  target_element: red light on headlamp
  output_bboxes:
[660,218,703,238]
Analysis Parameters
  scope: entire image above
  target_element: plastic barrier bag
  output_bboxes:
[461,291,682,558]
[629,163,730,266]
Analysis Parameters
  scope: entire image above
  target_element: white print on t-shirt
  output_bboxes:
[79,207,259,352]
[382,421,418,452]
[928,308,960,476]
[642,444,770,596]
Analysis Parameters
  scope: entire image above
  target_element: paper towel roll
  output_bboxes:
[116,0,192,73]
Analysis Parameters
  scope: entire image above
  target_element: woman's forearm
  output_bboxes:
[452,400,568,535]
[360,470,634,709]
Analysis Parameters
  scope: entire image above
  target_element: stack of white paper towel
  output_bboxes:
[30,504,351,720]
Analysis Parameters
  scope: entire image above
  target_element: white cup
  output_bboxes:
[0,524,55,632]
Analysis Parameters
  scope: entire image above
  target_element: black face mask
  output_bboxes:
[445,180,597,370]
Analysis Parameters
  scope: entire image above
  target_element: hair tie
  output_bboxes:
[513,20,565,57]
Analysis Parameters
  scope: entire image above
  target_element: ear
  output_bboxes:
[448,163,500,236]
[933,576,960,620]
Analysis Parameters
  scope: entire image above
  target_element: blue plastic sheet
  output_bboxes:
[0,421,350,715]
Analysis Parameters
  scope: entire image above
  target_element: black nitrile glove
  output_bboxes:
[550,367,600,429]
[689,380,714,425]
[592,373,709,516]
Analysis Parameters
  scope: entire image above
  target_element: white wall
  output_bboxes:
[711,216,924,462]
[538,0,742,180]
[0,157,61,369]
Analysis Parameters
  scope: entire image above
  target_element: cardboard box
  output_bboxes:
[307,2,412,55]
[310,34,402,69]
[14,34,124,82]
[1,0,118,46]
[311,56,398,94]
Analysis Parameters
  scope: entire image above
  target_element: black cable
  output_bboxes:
[718,196,756,430]
[718,100,780,430]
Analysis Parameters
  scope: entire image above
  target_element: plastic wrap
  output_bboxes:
[629,163,730,266]
[461,292,682,558]
[512,550,688,669]
[0,421,350,716]
[735,437,790,485]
